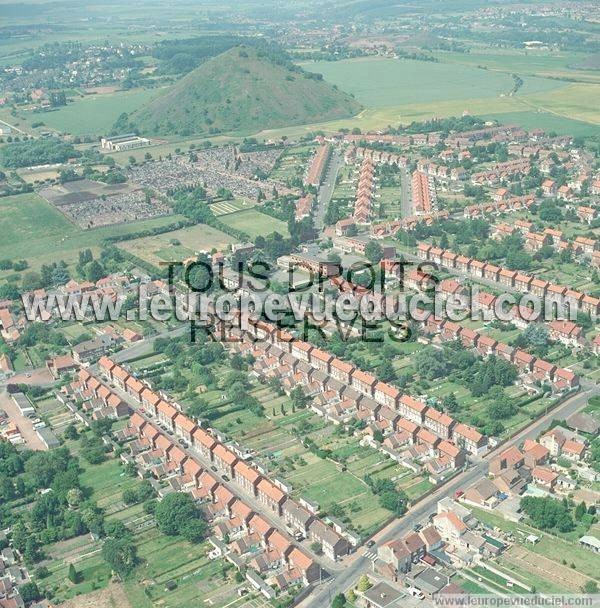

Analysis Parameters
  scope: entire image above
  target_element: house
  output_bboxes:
[174,413,197,442]
[351,369,378,397]
[490,445,524,476]
[433,510,467,542]
[540,428,566,457]
[287,548,320,584]
[378,539,412,576]
[463,478,498,508]
[522,440,550,468]
[192,427,217,460]
[424,408,455,439]
[330,358,355,384]
[562,439,586,461]
[72,335,113,364]
[281,499,314,535]
[212,444,238,477]
[374,382,400,408]
[157,400,178,430]
[398,394,428,425]
[257,479,286,516]
[307,519,349,560]
[46,354,78,378]
[452,423,486,455]
[548,320,583,347]
[233,460,262,496]
[532,466,558,490]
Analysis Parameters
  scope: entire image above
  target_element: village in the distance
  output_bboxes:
[0,2,600,608]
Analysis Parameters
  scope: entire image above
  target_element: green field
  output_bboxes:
[480,110,600,136]
[24,88,161,136]
[118,222,238,267]
[0,192,185,268]
[218,208,290,238]
[303,57,565,108]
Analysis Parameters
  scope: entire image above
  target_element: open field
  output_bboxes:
[23,88,161,136]
[480,110,600,136]
[302,57,565,108]
[0,192,186,269]
[218,208,290,238]
[117,222,238,266]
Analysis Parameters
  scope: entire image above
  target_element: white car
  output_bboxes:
[407,587,425,600]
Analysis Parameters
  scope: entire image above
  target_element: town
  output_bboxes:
[0,2,600,608]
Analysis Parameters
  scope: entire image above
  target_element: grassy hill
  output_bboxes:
[124,45,362,136]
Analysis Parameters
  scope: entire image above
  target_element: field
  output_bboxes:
[117,223,239,266]
[0,192,186,270]
[271,55,600,135]
[23,88,161,136]
[218,208,290,238]
[303,57,565,108]
[480,110,600,137]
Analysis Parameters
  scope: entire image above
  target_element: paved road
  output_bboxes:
[300,385,598,607]
[314,149,343,230]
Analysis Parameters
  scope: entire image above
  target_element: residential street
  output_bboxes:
[300,384,598,607]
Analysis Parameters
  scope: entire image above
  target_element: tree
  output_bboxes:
[155,492,206,540]
[331,594,347,608]
[574,501,587,520]
[68,563,81,584]
[101,537,138,578]
[18,582,41,604]
[67,488,83,507]
[582,581,598,593]
[365,241,383,264]
[357,574,372,592]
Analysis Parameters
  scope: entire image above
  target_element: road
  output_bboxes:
[300,385,598,607]
[314,148,343,230]
[400,167,412,217]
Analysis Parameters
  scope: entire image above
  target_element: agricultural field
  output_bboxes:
[480,110,600,137]
[37,448,258,608]
[269,145,314,184]
[273,55,600,135]
[0,192,186,272]
[218,208,290,238]
[22,88,162,136]
[117,222,238,267]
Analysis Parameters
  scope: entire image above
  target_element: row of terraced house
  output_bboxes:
[94,357,351,564]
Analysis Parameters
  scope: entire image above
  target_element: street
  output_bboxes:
[400,166,412,217]
[314,148,343,230]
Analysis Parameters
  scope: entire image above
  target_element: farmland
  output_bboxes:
[23,88,162,137]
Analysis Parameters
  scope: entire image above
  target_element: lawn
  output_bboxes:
[118,222,238,267]
[218,208,290,238]
[0,192,185,270]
